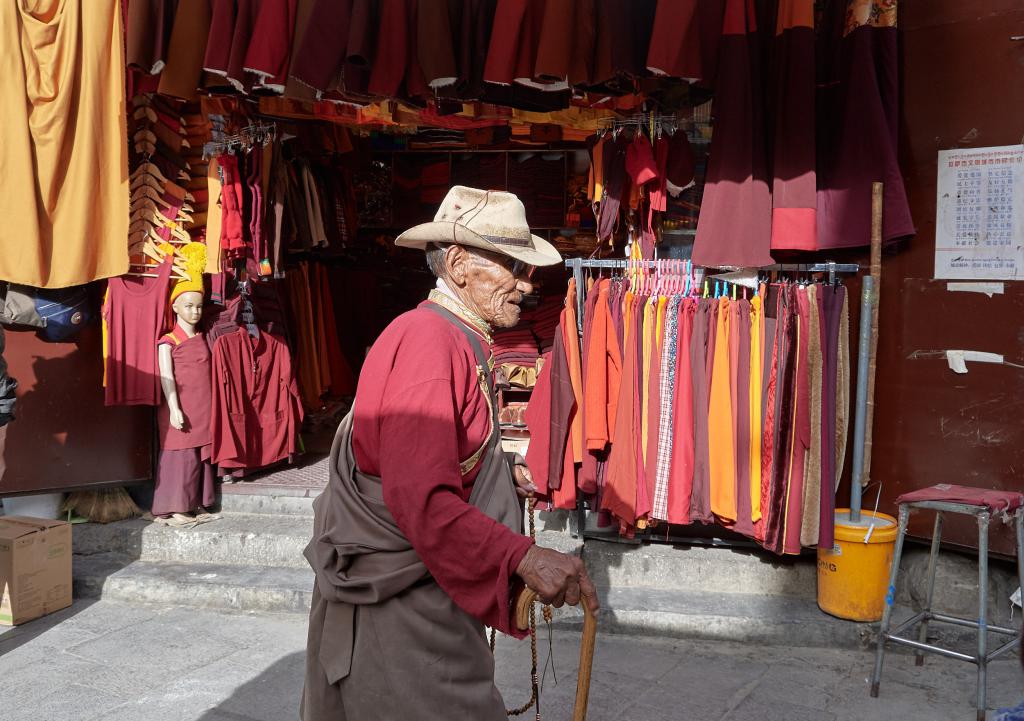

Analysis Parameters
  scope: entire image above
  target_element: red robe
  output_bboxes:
[352,301,533,635]
[210,327,304,469]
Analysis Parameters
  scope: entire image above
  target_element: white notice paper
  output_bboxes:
[934,144,1024,280]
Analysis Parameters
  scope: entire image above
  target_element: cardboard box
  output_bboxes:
[0,516,72,625]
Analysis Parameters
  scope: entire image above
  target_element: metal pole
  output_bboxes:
[977,512,990,721]
[849,275,874,522]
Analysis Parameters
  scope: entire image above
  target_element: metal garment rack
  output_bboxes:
[560,257,860,541]
[564,258,860,335]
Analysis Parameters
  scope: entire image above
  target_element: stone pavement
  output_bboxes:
[0,599,1021,721]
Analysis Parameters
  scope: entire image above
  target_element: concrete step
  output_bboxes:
[216,491,317,517]
[73,553,314,615]
[72,512,579,570]
[546,586,878,649]
[73,513,313,569]
[582,537,818,600]
[70,553,894,649]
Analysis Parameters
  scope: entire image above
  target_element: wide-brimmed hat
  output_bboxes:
[395,186,563,267]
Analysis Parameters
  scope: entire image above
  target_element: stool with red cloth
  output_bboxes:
[870,484,1024,721]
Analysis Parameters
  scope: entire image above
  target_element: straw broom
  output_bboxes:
[62,487,140,524]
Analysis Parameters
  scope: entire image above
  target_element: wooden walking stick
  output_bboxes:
[514,587,598,721]
[861,181,883,487]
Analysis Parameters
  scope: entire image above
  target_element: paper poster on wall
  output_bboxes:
[934,144,1023,280]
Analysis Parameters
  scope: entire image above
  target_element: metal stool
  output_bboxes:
[869,485,1024,721]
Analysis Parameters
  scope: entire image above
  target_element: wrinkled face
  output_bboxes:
[445,246,535,329]
[172,291,204,326]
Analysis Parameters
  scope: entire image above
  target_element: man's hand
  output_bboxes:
[513,464,537,498]
[515,545,600,614]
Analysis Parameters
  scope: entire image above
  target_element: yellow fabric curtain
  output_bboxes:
[0,0,128,288]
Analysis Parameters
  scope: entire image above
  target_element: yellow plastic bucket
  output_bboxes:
[817,508,898,622]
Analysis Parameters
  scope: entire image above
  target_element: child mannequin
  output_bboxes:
[153,246,218,527]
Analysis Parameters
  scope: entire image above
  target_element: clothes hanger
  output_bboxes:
[139,223,191,247]
[133,106,158,123]
[126,244,192,281]
[134,184,174,208]
[130,173,166,195]
[131,162,171,184]
[156,218,192,243]
[133,128,158,145]
[129,198,161,217]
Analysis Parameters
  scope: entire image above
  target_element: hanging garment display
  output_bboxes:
[531,267,850,553]
[691,0,773,268]
[210,326,305,469]
[103,260,174,406]
[815,0,914,248]
[769,0,818,252]
[121,0,731,108]
[0,0,128,288]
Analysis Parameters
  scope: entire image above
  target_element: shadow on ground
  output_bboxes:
[198,652,305,721]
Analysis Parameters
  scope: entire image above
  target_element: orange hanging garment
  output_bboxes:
[583,279,622,451]
[603,290,638,531]
[1,0,129,287]
[708,297,737,521]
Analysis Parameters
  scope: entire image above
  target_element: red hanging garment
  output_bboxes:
[770,0,818,251]
[815,2,914,249]
[210,327,304,469]
[691,0,773,268]
[103,259,173,406]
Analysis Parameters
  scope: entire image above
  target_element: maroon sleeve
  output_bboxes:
[243,0,298,85]
[289,0,352,92]
[378,375,533,638]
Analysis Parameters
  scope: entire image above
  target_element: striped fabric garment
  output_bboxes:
[652,295,681,520]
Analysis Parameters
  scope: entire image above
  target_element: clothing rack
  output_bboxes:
[560,256,860,545]
[203,121,277,159]
[564,258,860,334]
[596,113,683,138]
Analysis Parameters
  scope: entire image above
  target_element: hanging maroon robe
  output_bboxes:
[692,0,774,268]
[815,1,914,248]
[770,0,817,251]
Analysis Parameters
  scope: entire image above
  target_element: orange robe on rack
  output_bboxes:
[583,279,622,452]
[708,298,737,521]
[603,291,638,531]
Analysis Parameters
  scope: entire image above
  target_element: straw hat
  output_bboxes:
[395,186,562,267]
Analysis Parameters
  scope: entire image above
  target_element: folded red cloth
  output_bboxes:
[895,484,1024,513]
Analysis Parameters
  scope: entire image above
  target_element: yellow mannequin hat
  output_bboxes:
[170,242,208,302]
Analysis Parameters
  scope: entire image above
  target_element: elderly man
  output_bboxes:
[302,187,599,721]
